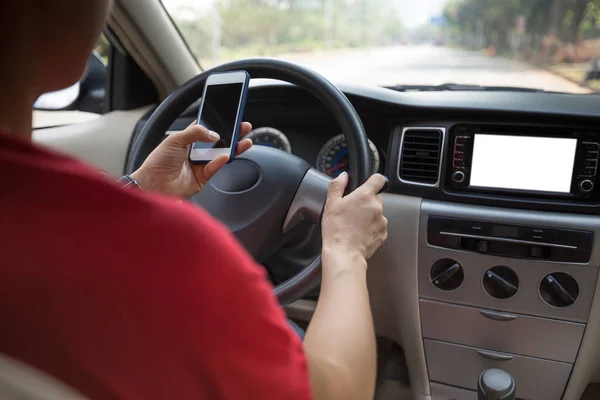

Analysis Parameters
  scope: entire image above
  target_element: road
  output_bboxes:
[281,45,591,94]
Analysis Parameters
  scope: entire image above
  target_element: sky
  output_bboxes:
[161,0,449,29]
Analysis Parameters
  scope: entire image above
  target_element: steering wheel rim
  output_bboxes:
[126,58,371,305]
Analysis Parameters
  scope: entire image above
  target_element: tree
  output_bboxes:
[444,0,600,51]
[169,0,405,63]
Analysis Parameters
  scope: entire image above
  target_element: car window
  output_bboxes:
[162,0,600,94]
[33,35,110,129]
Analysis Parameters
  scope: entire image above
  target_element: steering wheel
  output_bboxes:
[126,59,371,305]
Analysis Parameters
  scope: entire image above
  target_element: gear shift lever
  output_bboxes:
[477,368,516,400]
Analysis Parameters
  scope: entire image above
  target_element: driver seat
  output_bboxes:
[0,353,89,400]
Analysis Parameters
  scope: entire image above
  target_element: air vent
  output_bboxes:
[399,128,443,185]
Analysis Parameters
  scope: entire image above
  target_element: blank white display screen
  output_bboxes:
[470,134,577,193]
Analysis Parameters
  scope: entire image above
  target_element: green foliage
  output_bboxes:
[170,0,405,63]
[444,0,600,50]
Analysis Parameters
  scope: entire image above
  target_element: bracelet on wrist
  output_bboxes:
[117,175,142,190]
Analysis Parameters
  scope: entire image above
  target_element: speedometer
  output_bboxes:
[316,134,380,177]
[245,127,292,153]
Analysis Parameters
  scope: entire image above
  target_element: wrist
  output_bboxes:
[322,244,367,274]
[129,168,158,193]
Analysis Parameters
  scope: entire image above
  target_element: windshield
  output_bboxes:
[162,0,600,94]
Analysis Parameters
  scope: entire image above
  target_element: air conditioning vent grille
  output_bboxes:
[399,129,443,185]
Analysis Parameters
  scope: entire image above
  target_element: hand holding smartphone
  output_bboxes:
[189,71,250,164]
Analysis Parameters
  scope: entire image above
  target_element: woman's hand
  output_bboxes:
[130,122,253,198]
[321,172,388,268]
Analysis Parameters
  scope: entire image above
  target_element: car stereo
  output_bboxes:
[448,125,600,199]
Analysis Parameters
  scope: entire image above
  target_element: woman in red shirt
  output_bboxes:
[0,1,388,400]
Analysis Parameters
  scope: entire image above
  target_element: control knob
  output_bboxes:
[579,179,594,193]
[430,259,464,291]
[483,266,519,300]
[452,170,466,183]
[540,272,579,307]
[478,368,516,400]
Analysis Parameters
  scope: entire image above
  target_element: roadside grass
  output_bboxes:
[548,64,600,92]
[483,48,600,92]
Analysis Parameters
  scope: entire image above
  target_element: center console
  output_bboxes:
[397,123,600,399]
[419,201,599,400]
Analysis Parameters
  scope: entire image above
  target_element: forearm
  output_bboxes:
[303,247,376,400]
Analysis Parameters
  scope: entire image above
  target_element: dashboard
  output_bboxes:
[152,83,600,214]
[134,82,600,400]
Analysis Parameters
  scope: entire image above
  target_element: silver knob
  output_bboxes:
[452,170,466,183]
[579,179,594,193]
[478,368,516,400]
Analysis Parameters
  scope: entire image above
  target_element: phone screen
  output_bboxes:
[192,82,244,159]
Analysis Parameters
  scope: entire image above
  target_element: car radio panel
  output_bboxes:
[448,125,600,199]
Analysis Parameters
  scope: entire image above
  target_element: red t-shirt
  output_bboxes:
[0,132,311,400]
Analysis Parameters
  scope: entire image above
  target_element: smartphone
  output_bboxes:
[189,71,250,164]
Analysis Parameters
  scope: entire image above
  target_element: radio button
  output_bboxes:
[452,170,466,183]
[476,240,489,253]
[530,246,545,258]
[453,159,465,169]
[580,142,600,177]
[582,160,598,177]
[452,135,470,170]
[521,227,553,242]
[582,142,600,152]
[455,135,469,144]
[579,179,594,193]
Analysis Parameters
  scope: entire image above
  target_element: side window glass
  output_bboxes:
[33,34,110,129]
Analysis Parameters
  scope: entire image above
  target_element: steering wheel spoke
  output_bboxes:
[282,168,331,234]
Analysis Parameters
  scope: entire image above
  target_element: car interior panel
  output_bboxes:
[124,80,600,400]
[16,0,600,399]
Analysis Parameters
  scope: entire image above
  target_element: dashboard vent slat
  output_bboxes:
[399,129,443,185]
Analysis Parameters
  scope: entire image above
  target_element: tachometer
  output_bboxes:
[317,134,380,177]
[245,127,292,153]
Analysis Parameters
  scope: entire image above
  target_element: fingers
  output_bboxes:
[235,138,253,156]
[201,154,230,182]
[170,121,252,148]
[170,124,220,148]
[355,173,386,196]
[327,171,349,200]
[239,122,253,137]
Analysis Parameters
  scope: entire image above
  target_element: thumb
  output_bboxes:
[327,171,349,200]
[169,124,220,148]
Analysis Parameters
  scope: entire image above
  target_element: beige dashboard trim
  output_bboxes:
[33,111,100,129]
[564,269,600,399]
[369,194,429,399]
[286,194,427,399]
[33,106,152,177]
[0,353,89,400]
